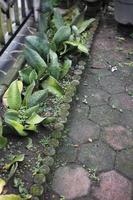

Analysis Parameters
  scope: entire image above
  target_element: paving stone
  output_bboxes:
[89,105,121,126]
[78,141,115,172]
[69,119,100,144]
[52,165,91,199]
[103,125,133,150]
[109,93,133,110]
[85,89,110,106]
[92,170,132,200]
[89,68,112,77]
[120,111,133,130]
[78,72,100,90]
[115,148,133,179]
[56,137,77,163]
[126,83,133,94]
[99,76,125,94]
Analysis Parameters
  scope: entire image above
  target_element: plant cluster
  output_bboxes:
[0,0,96,199]
[1,0,95,140]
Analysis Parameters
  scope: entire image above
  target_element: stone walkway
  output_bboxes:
[46,12,133,200]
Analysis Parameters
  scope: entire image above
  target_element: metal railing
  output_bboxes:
[0,0,33,54]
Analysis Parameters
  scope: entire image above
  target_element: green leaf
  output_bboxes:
[5,120,27,137]
[24,47,47,78]
[0,118,7,149]
[42,76,64,97]
[7,163,18,182]
[0,178,6,194]
[53,9,64,30]
[65,41,88,54]
[78,18,95,33]
[0,136,7,149]
[48,50,61,80]
[7,80,22,110]
[19,66,33,85]
[25,105,40,117]
[25,124,37,132]
[25,35,50,58]
[23,81,35,107]
[60,58,72,79]
[0,194,22,200]
[26,138,33,150]
[0,117,2,136]
[26,113,45,125]
[53,26,71,46]
[29,70,38,84]
[29,89,48,107]
[4,154,25,170]
[3,81,23,108]
[4,110,19,122]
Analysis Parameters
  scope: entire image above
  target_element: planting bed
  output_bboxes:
[0,2,99,199]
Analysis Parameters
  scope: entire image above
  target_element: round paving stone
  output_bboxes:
[89,105,121,126]
[103,125,133,150]
[52,165,91,199]
[78,141,115,172]
[109,93,133,110]
[92,170,132,200]
[69,120,100,143]
[115,148,133,179]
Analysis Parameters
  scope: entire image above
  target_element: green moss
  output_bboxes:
[43,156,54,167]
[44,146,56,156]
[34,174,46,184]
[30,184,44,196]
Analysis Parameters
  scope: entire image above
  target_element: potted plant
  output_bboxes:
[114,0,133,25]
[82,0,102,17]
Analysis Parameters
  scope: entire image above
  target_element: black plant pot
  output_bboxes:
[83,0,101,18]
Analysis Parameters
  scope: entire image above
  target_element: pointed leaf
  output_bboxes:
[53,9,64,30]
[24,47,47,78]
[0,118,7,149]
[19,66,33,85]
[29,70,38,84]
[4,110,19,122]
[7,163,18,182]
[0,178,6,194]
[48,50,61,80]
[5,120,27,137]
[65,41,88,54]
[42,76,64,97]
[25,105,39,117]
[3,81,23,108]
[25,35,50,58]
[0,194,22,200]
[53,26,71,46]
[26,113,45,125]
[23,81,35,107]
[78,18,95,33]
[29,89,48,107]
[60,58,72,79]
[4,154,25,170]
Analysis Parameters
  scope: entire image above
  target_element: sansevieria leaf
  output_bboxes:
[42,76,64,97]
[3,81,23,108]
[53,9,64,30]
[65,41,88,54]
[26,113,45,125]
[5,120,27,137]
[0,178,6,194]
[0,194,22,200]
[7,80,22,110]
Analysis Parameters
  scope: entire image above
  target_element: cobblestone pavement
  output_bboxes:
[48,12,133,200]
